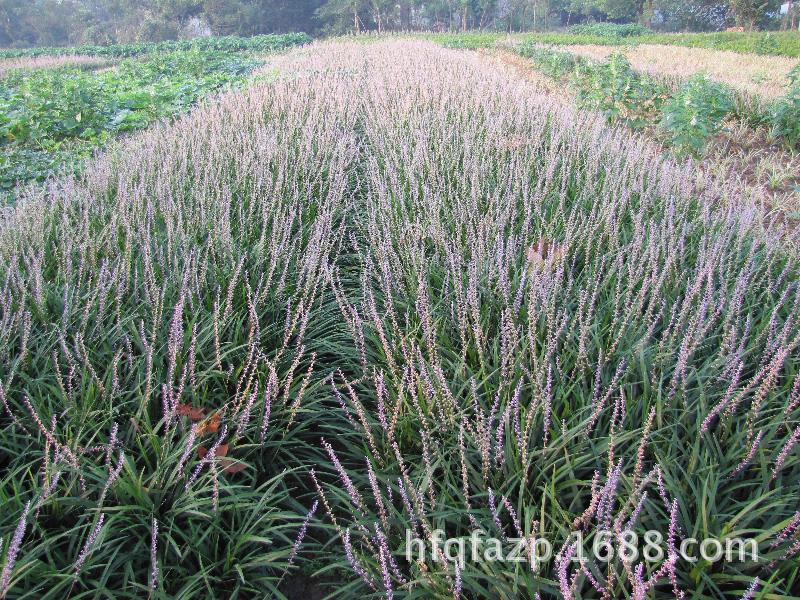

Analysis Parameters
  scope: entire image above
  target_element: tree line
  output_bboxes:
[0,0,791,49]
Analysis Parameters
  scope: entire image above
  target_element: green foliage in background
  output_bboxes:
[515,43,669,131]
[511,39,800,156]
[428,30,800,58]
[641,31,800,58]
[433,32,511,50]
[516,45,583,79]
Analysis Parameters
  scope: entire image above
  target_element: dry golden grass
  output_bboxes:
[563,44,798,101]
[0,55,109,77]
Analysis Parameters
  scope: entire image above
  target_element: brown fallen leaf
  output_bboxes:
[176,403,207,421]
[220,458,247,474]
[527,238,565,272]
[196,412,221,435]
[198,443,229,460]
[499,135,526,150]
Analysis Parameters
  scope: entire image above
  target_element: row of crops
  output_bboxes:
[0,33,311,59]
[566,23,800,57]
[512,43,800,156]
[1,30,796,203]
[431,29,800,57]
[0,35,311,200]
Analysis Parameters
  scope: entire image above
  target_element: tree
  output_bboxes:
[0,0,37,46]
[782,0,799,29]
[203,0,251,35]
[730,0,770,28]
[255,0,326,32]
[650,0,728,31]
[5,0,788,48]
[596,0,641,21]
[315,0,372,33]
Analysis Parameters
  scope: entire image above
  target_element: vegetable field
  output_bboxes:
[0,34,309,200]
[0,33,312,60]
[0,33,799,600]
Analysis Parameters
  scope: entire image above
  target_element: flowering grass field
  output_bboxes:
[0,39,799,599]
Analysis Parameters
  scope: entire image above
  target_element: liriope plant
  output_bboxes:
[0,61,359,598]
[0,40,798,600]
[306,42,800,599]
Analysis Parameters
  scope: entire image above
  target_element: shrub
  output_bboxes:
[660,74,734,155]
[770,64,800,149]
[513,47,666,130]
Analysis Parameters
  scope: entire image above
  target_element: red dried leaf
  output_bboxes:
[176,404,206,421]
[221,458,247,474]
[527,238,565,272]
[197,443,229,460]
[196,412,221,435]
[499,135,526,150]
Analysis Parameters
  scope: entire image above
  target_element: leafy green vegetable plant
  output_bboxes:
[0,33,310,60]
[574,53,665,129]
[660,74,734,156]
[0,50,262,197]
[770,64,800,149]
